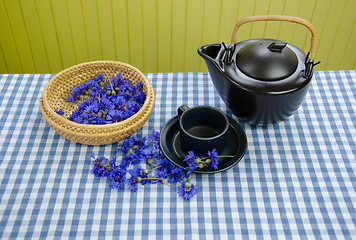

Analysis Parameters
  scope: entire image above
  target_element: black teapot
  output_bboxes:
[198,15,320,125]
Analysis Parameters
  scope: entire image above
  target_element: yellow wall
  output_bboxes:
[0,0,355,74]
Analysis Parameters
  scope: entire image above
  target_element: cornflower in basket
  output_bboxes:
[55,72,146,125]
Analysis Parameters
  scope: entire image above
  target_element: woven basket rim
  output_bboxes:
[41,60,155,131]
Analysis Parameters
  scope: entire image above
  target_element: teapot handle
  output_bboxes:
[230,15,316,57]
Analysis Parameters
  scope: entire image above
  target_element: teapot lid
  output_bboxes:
[236,40,298,81]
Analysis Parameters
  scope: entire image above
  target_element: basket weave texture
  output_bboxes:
[39,61,155,145]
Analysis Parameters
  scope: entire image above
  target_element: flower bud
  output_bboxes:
[198,163,204,168]
[136,177,142,183]
[185,182,191,189]
[143,169,149,174]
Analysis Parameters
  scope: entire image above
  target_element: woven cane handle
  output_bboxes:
[230,15,316,57]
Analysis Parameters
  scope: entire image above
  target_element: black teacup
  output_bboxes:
[178,105,229,156]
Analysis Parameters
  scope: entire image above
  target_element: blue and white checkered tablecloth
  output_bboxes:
[0,71,355,239]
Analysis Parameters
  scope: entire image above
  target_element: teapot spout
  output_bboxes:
[197,44,222,62]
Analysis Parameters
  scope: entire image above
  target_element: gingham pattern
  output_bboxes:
[0,71,355,239]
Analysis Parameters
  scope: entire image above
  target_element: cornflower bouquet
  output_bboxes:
[89,130,221,200]
[54,72,146,125]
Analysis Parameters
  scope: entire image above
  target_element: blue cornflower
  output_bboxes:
[111,72,123,85]
[80,112,90,122]
[109,166,126,190]
[152,168,168,185]
[54,108,64,115]
[149,130,160,149]
[79,81,89,91]
[134,92,146,105]
[98,95,112,109]
[117,138,132,155]
[125,101,141,112]
[183,151,197,175]
[128,165,149,185]
[88,78,100,89]
[156,157,175,173]
[95,73,105,82]
[90,155,111,178]
[72,85,82,95]
[67,86,82,102]
[126,177,138,192]
[138,147,158,163]
[122,108,135,119]
[110,95,126,108]
[119,83,134,93]
[118,137,140,158]
[67,94,77,102]
[89,115,105,125]
[106,109,124,123]
[85,100,99,114]
[68,110,82,123]
[128,165,144,177]
[77,98,92,111]
[130,136,148,149]
[207,149,219,170]
[136,82,143,90]
[177,181,198,200]
[108,156,118,168]
[126,165,149,191]
[121,152,135,168]
[168,167,185,184]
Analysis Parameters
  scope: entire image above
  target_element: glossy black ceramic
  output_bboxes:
[198,38,315,125]
[178,105,229,156]
[160,114,247,173]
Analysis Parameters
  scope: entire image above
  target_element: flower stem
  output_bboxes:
[146,165,161,172]
[140,176,171,187]
[105,73,115,94]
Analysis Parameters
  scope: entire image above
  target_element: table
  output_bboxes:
[0,71,355,239]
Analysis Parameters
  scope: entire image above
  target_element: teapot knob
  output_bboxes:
[268,41,287,52]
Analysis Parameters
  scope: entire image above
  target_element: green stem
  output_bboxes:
[141,176,160,181]
[105,73,115,93]
[140,176,171,187]
[146,165,161,172]
[218,155,235,158]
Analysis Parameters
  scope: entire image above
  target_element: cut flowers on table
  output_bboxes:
[89,130,225,200]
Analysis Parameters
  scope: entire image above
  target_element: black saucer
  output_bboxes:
[159,114,247,173]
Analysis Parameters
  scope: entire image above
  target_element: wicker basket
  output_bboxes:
[39,60,155,145]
